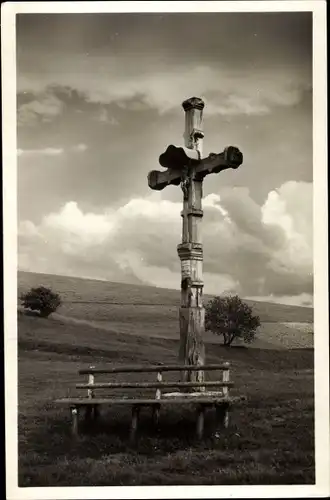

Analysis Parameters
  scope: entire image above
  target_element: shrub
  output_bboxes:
[20,286,61,318]
[205,294,260,346]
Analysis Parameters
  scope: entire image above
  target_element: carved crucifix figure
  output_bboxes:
[147,97,243,385]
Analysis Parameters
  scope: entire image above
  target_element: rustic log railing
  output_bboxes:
[54,362,243,442]
[78,363,231,374]
[77,381,234,390]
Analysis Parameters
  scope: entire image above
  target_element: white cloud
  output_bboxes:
[43,201,116,246]
[89,64,307,116]
[72,143,88,153]
[18,57,309,117]
[17,144,88,156]
[246,293,313,308]
[17,147,64,156]
[18,91,64,125]
[262,181,312,276]
[18,181,313,305]
[95,108,119,125]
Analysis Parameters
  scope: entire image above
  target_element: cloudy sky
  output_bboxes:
[16,11,313,307]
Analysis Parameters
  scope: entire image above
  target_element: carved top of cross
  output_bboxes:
[182,96,205,111]
[148,97,243,191]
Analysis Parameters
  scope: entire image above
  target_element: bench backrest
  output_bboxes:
[77,363,232,400]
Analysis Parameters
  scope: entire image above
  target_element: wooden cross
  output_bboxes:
[147,97,243,384]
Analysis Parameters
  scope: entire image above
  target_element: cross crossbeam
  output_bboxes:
[148,147,243,191]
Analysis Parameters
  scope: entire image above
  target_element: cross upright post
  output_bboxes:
[177,97,206,385]
[147,97,243,387]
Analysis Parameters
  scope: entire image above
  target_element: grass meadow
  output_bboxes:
[17,271,314,486]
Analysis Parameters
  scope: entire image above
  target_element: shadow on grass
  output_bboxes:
[18,394,315,487]
[20,404,225,458]
[18,308,41,318]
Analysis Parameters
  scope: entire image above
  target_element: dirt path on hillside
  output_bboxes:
[53,314,313,349]
[54,312,119,332]
[18,306,313,350]
[18,309,282,350]
[50,312,226,344]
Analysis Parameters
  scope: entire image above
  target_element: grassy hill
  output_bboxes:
[18,270,313,322]
[16,270,314,486]
[17,270,314,350]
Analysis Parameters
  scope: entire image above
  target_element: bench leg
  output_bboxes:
[223,405,229,428]
[130,405,140,444]
[85,405,93,424]
[216,404,230,429]
[71,406,79,436]
[152,404,161,428]
[92,404,100,421]
[196,405,205,440]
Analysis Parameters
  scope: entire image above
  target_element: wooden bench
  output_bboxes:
[54,363,242,441]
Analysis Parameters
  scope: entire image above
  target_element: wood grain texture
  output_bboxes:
[155,371,162,399]
[222,368,230,398]
[87,373,94,399]
[179,307,205,385]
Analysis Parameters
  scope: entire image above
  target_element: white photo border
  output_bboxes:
[2,1,328,499]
